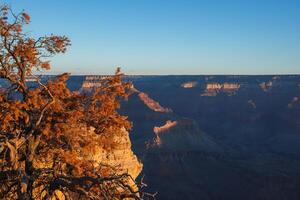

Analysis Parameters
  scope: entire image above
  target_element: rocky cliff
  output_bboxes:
[154,120,178,135]
[138,92,172,113]
[201,82,241,96]
[76,77,143,179]
[30,125,142,200]
[151,119,221,153]
[89,127,143,180]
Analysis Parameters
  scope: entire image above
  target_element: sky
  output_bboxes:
[2,0,300,75]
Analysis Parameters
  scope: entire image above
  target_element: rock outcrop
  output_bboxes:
[181,81,198,88]
[76,77,143,178]
[80,75,109,92]
[90,127,143,180]
[154,120,178,135]
[260,81,273,92]
[201,83,241,96]
[151,119,221,153]
[153,120,178,146]
[32,126,142,200]
[138,92,172,113]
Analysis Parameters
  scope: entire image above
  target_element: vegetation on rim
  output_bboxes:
[0,5,154,200]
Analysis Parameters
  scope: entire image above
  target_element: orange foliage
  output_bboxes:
[0,5,147,200]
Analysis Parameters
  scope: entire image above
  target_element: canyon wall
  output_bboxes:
[151,119,221,152]
[90,127,143,180]
[66,75,300,200]
[33,126,142,199]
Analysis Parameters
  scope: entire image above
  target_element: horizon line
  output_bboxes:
[43,73,300,76]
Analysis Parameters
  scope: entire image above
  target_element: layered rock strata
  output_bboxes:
[201,83,241,96]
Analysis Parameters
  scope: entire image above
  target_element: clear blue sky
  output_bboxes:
[2,0,300,75]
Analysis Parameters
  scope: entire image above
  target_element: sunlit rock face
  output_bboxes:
[89,127,143,180]
[81,81,102,90]
[201,82,241,96]
[154,120,178,134]
[151,119,221,152]
[206,83,223,90]
[79,75,109,92]
[31,127,142,200]
[74,77,143,178]
[79,127,143,186]
[153,120,178,146]
[138,92,172,113]
[181,81,198,88]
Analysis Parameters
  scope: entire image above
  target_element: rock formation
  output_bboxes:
[80,75,109,92]
[138,92,172,113]
[153,120,178,146]
[30,126,142,200]
[154,120,178,135]
[42,77,144,199]
[181,81,198,88]
[260,81,273,92]
[32,126,142,199]
[151,119,221,153]
[89,127,143,180]
[76,77,142,178]
[201,82,241,96]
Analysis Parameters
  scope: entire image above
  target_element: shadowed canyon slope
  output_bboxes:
[72,75,300,200]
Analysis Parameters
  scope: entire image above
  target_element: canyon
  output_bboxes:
[67,75,300,200]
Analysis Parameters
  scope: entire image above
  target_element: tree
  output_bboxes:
[0,5,153,200]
